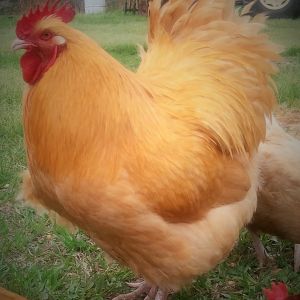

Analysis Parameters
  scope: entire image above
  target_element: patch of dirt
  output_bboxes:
[274,106,300,138]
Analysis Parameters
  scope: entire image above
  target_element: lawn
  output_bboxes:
[0,10,300,300]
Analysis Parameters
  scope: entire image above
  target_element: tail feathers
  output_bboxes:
[140,0,281,156]
[148,0,196,42]
[147,0,263,43]
[240,0,256,16]
[146,0,281,76]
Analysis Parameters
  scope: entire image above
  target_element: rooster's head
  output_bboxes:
[12,0,75,84]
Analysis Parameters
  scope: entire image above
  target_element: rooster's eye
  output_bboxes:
[40,31,52,41]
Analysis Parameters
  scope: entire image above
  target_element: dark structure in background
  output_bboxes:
[238,0,300,18]
[124,0,300,18]
[0,0,299,17]
[123,0,148,15]
[257,0,300,18]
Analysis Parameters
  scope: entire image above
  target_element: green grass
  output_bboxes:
[73,11,147,49]
[0,11,300,300]
[276,48,300,107]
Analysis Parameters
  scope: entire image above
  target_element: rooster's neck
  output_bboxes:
[23,40,160,181]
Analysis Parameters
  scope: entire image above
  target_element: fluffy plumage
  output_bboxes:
[15,0,280,297]
[249,117,300,271]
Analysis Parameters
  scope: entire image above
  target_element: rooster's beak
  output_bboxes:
[11,38,34,51]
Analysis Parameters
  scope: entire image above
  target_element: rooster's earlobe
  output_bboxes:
[53,36,66,46]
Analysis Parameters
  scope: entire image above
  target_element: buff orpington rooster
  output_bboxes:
[13,0,280,299]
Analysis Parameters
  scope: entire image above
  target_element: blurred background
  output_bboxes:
[0,0,299,17]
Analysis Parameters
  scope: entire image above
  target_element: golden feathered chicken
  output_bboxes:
[13,0,280,298]
[249,117,300,272]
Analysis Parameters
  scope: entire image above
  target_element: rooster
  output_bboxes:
[249,117,300,272]
[13,0,280,299]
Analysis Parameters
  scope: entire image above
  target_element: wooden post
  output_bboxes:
[0,287,27,300]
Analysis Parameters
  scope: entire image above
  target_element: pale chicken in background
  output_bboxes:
[14,0,280,298]
[249,117,300,272]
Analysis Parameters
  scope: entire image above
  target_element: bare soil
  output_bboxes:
[275,106,300,138]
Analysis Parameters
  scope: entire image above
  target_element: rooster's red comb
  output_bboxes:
[16,0,75,39]
[263,282,289,300]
